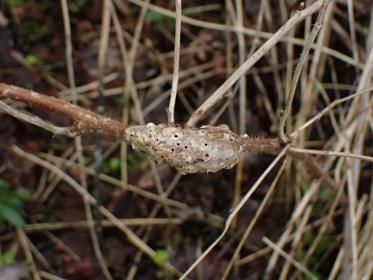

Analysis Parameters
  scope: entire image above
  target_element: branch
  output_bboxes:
[0,100,75,137]
[241,136,282,155]
[0,83,126,140]
[1,82,341,188]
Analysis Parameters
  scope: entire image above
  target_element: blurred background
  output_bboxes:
[0,0,372,279]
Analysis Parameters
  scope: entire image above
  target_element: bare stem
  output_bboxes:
[0,83,125,140]
[241,136,282,155]
[279,1,330,142]
[167,0,182,124]
[0,100,75,136]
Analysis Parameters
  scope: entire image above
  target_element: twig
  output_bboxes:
[289,147,373,164]
[17,229,41,280]
[263,237,318,280]
[347,0,359,63]
[38,271,67,280]
[0,83,125,140]
[23,218,182,232]
[222,159,287,279]
[295,1,335,141]
[44,231,81,262]
[0,100,75,136]
[232,0,248,230]
[290,86,373,139]
[167,0,182,124]
[186,0,325,127]
[241,136,282,155]
[279,1,330,142]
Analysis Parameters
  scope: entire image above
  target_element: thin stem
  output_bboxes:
[279,1,329,142]
[0,100,75,136]
[167,0,182,124]
[289,147,373,164]
[263,237,318,280]
[17,229,41,280]
[222,159,287,279]
[289,86,373,139]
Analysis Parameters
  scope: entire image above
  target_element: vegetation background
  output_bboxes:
[0,0,372,279]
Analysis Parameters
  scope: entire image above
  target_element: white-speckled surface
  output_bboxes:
[125,123,243,174]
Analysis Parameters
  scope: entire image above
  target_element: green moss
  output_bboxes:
[25,54,52,76]
[152,248,169,266]
[102,157,121,177]
[1,250,16,265]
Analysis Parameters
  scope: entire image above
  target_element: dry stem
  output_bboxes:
[279,1,330,142]
[167,0,182,124]
[0,83,126,140]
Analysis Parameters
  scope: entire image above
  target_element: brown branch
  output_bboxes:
[0,83,126,140]
[0,82,343,191]
[241,136,283,155]
[0,100,76,137]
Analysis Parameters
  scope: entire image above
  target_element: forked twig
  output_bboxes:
[0,83,126,140]
[0,100,75,136]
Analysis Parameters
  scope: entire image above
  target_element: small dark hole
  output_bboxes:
[156,138,159,142]
[171,148,174,152]
[130,133,134,137]
[204,143,208,146]
[184,146,188,149]
[174,135,178,138]
[205,153,209,157]
[177,143,180,146]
